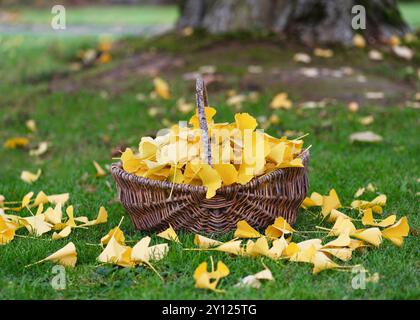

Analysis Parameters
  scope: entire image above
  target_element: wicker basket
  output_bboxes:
[111,78,309,233]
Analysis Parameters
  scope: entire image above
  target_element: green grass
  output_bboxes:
[0,31,419,300]
[7,2,420,29]
[13,5,178,26]
[400,2,420,28]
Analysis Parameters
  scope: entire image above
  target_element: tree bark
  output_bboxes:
[177,0,410,45]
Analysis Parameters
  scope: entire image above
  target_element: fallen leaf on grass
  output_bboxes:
[194,234,222,248]
[153,77,171,100]
[20,169,42,184]
[349,131,383,143]
[381,216,409,246]
[29,142,48,157]
[368,50,383,61]
[157,225,180,243]
[234,220,262,239]
[78,206,108,227]
[93,161,106,177]
[348,101,359,112]
[265,217,295,238]
[101,226,126,245]
[20,215,52,236]
[293,53,311,64]
[0,215,15,245]
[313,48,333,58]
[29,242,77,268]
[4,137,29,149]
[52,225,72,240]
[352,228,382,247]
[361,209,396,227]
[194,258,229,292]
[321,189,342,217]
[351,194,386,214]
[270,93,292,110]
[235,266,274,289]
[392,46,413,60]
[352,34,366,48]
[25,119,37,132]
[359,115,374,125]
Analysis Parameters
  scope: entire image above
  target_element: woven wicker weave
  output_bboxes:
[110,77,309,233]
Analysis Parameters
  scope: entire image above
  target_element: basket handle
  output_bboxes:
[196,76,212,165]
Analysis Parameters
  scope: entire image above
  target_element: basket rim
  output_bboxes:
[111,150,309,195]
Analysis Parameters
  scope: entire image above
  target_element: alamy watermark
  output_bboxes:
[51,5,66,30]
[351,5,366,30]
[51,265,67,290]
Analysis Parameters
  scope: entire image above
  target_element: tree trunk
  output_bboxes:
[177,0,410,45]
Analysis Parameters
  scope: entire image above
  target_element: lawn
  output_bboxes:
[0,6,419,300]
[11,5,178,26]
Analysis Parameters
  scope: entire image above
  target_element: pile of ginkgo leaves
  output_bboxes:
[0,186,410,293]
[120,107,305,198]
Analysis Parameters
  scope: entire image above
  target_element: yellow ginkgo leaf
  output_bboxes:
[351,194,387,214]
[153,77,171,100]
[361,208,396,227]
[328,216,356,236]
[79,206,108,227]
[47,193,69,205]
[235,113,257,131]
[320,247,353,261]
[327,208,350,223]
[44,203,63,225]
[3,137,29,149]
[282,242,299,258]
[270,93,292,110]
[24,119,39,136]
[265,216,295,238]
[0,215,15,245]
[98,235,132,266]
[65,205,77,228]
[301,192,323,209]
[352,34,366,48]
[52,225,72,240]
[323,231,351,248]
[268,236,289,259]
[32,242,77,268]
[313,48,333,58]
[101,226,125,245]
[20,169,42,184]
[213,163,238,186]
[245,237,270,257]
[381,216,409,247]
[29,141,49,157]
[198,164,222,199]
[194,234,223,249]
[289,244,318,263]
[215,240,243,256]
[33,191,49,207]
[322,189,342,217]
[131,236,151,263]
[312,252,340,274]
[157,225,180,243]
[131,237,169,263]
[93,161,106,177]
[352,228,382,247]
[121,148,143,173]
[354,187,365,198]
[20,215,52,236]
[194,259,229,292]
[18,192,34,210]
[234,220,262,239]
[235,267,274,289]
